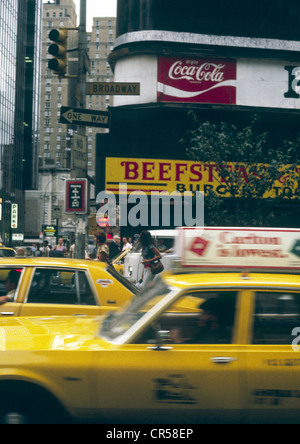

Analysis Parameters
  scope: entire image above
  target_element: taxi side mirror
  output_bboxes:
[147,327,173,351]
[156,329,171,345]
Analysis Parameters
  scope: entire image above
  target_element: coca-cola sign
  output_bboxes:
[158,57,237,104]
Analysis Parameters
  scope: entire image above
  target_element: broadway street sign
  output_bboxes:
[60,106,110,128]
[87,82,140,95]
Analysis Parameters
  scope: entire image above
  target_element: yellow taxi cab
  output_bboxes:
[0,257,137,317]
[0,227,299,424]
[0,246,16,258]
[111,248,130,274]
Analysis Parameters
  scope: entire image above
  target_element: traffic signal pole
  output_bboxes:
[74,0,87,259]
[47,0,89,259]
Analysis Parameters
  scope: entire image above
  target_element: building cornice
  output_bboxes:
[114,30,300,55]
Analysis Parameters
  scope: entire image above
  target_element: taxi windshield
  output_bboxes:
[100,277,172,341]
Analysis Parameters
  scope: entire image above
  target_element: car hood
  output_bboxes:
[0,315,110,351]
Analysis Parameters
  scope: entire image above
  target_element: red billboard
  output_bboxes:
[65,179,88,213]
[158,57,237,104]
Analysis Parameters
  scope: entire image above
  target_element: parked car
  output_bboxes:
[15,246,36,257]
[123,229,176,283]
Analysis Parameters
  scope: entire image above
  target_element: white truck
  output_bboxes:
[123,230,176,283]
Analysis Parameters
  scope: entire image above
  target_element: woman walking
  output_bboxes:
[94,231,109,263]
[136,231,162,290]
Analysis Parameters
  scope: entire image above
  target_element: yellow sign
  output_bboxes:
[105,157,300,199]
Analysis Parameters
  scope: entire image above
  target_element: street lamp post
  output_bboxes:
[4,200,12,247]
[42,175,67,240]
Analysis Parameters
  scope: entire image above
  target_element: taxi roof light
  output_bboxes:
[171,227,300,275]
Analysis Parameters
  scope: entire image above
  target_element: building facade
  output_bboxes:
[0,0,42,245]
[86,17,116,175]
[97,0,300,233]
[24,0,116,242]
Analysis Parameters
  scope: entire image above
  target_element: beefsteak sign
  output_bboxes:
[105,157,300,199]
[158,57,237,104]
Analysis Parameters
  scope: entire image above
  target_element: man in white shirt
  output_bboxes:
[122,237,132,251]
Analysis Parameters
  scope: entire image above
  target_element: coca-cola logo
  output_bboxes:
[158,57,237,105]
[168,61,226,83]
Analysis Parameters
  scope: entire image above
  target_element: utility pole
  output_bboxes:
[74,0,88,259]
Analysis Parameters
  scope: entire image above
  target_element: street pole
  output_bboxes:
[75,0,87,259]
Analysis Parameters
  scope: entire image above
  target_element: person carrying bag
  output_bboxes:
[135,231,164,290]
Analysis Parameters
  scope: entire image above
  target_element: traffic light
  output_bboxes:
[48,28,68,76]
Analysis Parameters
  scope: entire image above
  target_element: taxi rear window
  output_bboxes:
[0,268,23,297]
[253,291,300,345]
[0,249,16,257]
[27,268,96,306]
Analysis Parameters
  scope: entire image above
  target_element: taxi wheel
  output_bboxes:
[0,383,72,424]
[0,398,70,425]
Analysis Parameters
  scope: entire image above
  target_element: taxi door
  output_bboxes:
[95,290,246,423]
[244,288,300,424]
[96,344,244,423]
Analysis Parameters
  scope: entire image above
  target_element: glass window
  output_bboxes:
[0,249,16,258]
[27,269,97,306]
[253,291,300,345]
[136,291,237,345]
[0,268,23,300]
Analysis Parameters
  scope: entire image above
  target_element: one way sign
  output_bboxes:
[60,106,110,128]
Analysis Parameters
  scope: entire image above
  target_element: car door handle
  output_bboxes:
[210,357,237,364]
[1,312,15,317]
[147,346,174,351]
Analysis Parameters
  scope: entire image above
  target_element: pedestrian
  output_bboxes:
[122,237,132,251]
[135,231,162,290]
[51,237,67,257]
[69,242,76,258]
[87,239,96,259]
[40,240,50,257]
[94,231,109,263]
[109,235,120,260]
